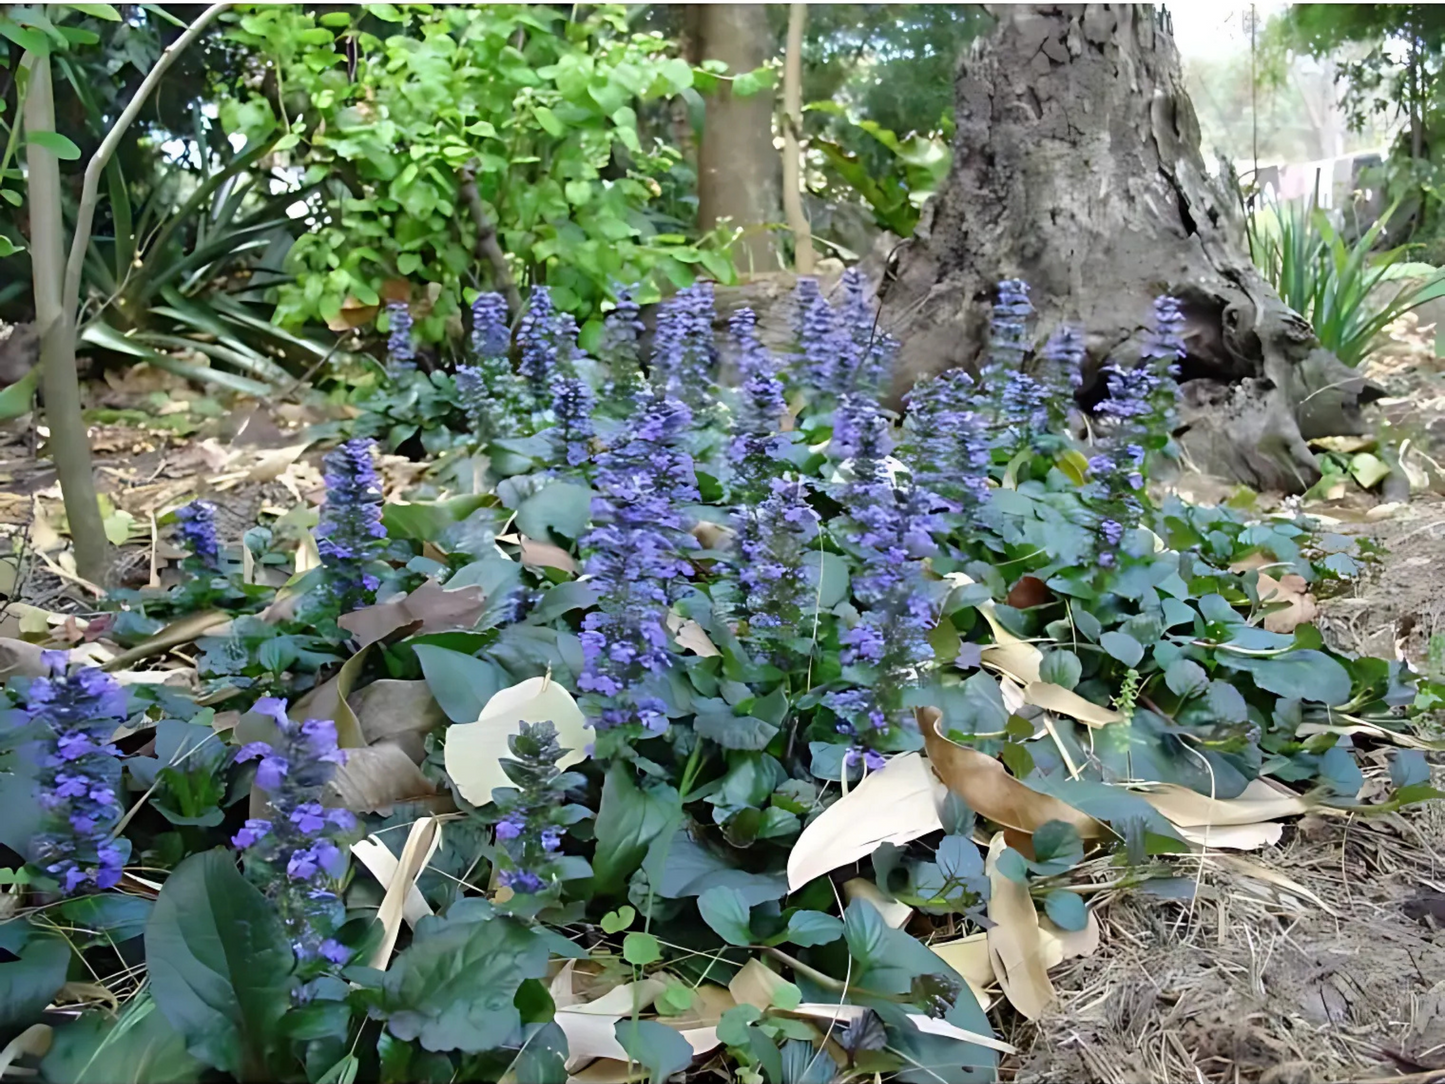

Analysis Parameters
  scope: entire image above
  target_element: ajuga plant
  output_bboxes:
[385,300,417,372]
[175,500,220,569]
[486,721,592,901]
[456,292,526,444]
[232,697,359,975]
[23,655,128,894]
[10,267,1442,1084]
[315,438,388,612]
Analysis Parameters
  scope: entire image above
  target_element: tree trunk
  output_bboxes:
[781,3,814,275]
[692,4,782,276]
[24,56,109,584]
[879,4,1379,494]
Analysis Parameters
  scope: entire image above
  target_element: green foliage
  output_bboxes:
[219,4,738,342]
[1249,194,1445,365]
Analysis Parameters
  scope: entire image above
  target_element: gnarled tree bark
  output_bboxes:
[877,4,1379,493]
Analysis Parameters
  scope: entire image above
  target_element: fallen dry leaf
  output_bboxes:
[351,833,435,931]
[325,741,440,814]
[787,1004,1015,1056]
[728,958,794,1012]
[1174,820,1284,850]
[842,877,913,928]
[338,579,488,647]
[917,707,1105,842]
[0,637,49,680]
[248,443,310,483]
[1038,912,1100,969]
[519,536,578,574]
[666,611,719,657]
[0,1023,52,1080]
[787,751,945,891]
[348,679,446,761]
[927,933,996,995]
[984,833,1054,1021]
[1137,777,1308,828]
[1022,681,1123,727]
[945,573,1044,684]
[291,647,372,749]
[444,676,592,807]
[364,816,441,970]
[1256,571,1318,634]
[325,296,380,332]
[99,610,230,672]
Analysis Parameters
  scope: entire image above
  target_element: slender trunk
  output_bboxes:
[781,3,814,274]
[692,4,782,275]
[23,57,109,584]
[458,163,523,320]
[1411,24,1424,161]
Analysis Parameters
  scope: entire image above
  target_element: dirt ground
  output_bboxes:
[3,330,1445,1084]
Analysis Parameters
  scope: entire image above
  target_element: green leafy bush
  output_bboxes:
[219,4,743,344]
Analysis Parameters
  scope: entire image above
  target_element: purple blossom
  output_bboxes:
[601,285,647,402]
[385,301,416,372]
[495,817,524,841]
[231,698,356,971]
[471,292,511,358]
[316,438,387,612]
[579,395,700,732]
[549,375,595,469]
[902,369,991,517]
[318,939,352,965]
[518,287,559,404]
[176,500,220,567]
[650,283,717,411]
[25,657,128,896]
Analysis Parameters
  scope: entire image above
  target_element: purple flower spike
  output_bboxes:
[316,438,387,612]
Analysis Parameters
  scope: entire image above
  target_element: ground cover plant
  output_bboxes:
[0,272,1440,1084]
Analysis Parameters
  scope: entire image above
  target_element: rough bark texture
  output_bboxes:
[878,4,1380,494]
[691,4,783,275]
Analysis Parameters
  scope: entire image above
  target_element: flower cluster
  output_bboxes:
[600,286,646,406]
[457,292,527,444]
[901,370,991,517]
[489,721,589,898]
[837,267,895,394]
[549,374,595,470]
[385,301,416,372]
[175,499,220,568]
[1038,324,1085,436]
[728,309,788,499]
[518,287,559,406]
[827,394,934,755]
[579,395,700,733]
[790,272,895,401]
[26,654,128,895]
[651,283,717,412]
[316,438,387,612]
[1087,294,1185,563]
[233,697,357,968]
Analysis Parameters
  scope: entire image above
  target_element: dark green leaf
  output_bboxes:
[696,886,753,945]
[802,550,849,608]
[1042,890,1087,931]
[145,850,295,1078]
[0,936,69,1031]
[515,481,592,543]
[27,131,82,160]
[42,993,207,1084]
[616,1018,694,1081]
[1164,659,1208,698]
[1100,630,1144,667]
[784,910,843,947]
[414,645,504,723]
[1222,649,1352,705]
[1390,749,1430,789]
[382,905,549,1053]
[592,766,681,896]
[843,897,887,968]
[1038,649,1081,690]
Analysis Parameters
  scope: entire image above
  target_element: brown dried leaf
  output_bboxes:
[666,611,719,657]
[1005,575,1050,610]
[842,877,913,928]
[324,297,379,332]
[786,751,945,890]
[0,637,48,680]
[985,833,1054,1021]
[1022,681,1123,727]
[348,679,446,761]
[1256,571,1318,634]
[365,816,441,970]
[291,646,372,749]
[324,740,440,814]
[100,610,230,672]
[1137,777,1308,828]
[519,537,577,574]
[728,959,793,1011]
[338,579,488,647]
[918,707,1106,841]
[247,443,310,483]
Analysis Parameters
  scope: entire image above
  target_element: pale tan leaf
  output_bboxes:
[348,679,446,761]
[1309,434,1374,454]
[918,707,1106,841]
[556,1011,629,1064]
[665,611,720,657]
[728,959,794,1012]
[927,933,996,992]
[1022,682,1123,727]
[0,638,48,681]
[1256,571,1318,634]
[0,1023,51,1079]
[1137,777,1308,828]
[1295,721,1440,751]
[1174,821,1284,850]
[984,833,1054,1021]
[249,443,310,483]
[787,751,945,890]
[338,579,488,647]
[100,609,230,672]
[1038,911,1100,968]
[444,676,593,807]
[520,537,578,574]
[904,1014,1016,1055]
[549,959,579,1009]
[659,984,735,1030]
[366,817,441,970]
[324,741,439,814]
[351,833,434,930]
[1216,853,1340,916]
[565,979,665,1017]
[842,877,913,928]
